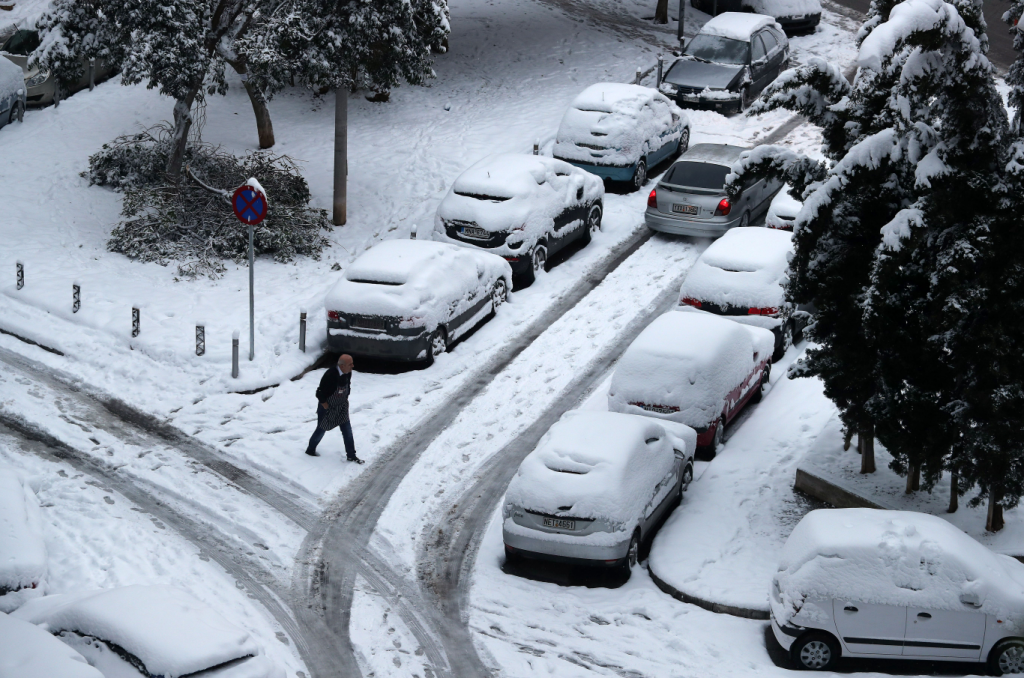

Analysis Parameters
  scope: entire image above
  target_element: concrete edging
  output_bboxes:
[793,464,895,510]
[647,565,770,620]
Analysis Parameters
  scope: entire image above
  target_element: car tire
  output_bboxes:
[751,365,770,403]
[704,418,724,460]
[619,530,641,579]
[740,87,752,111]
[518,243,547,286]
[424,327,448,365]
[11,100,24,123]
[630,158,648,192]
[676,128,690,158]
[579,203,602,245]
[773,322,794,363]
[990,639,1024,676]
[739,210,751,228]
[681,462,694,492]
[790,632,840,671]
[490,278,508,311]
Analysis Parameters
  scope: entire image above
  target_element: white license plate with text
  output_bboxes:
[543,518,576,530]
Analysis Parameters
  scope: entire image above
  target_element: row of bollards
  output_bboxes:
[14,262,309,378]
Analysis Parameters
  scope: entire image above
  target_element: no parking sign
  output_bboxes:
[232,183,268,225]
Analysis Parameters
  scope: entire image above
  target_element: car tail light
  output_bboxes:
[327,311,340,321]
[714,198,731,216]
[680,297,702,308]
[747,307,779,316]
[648,188,658,209]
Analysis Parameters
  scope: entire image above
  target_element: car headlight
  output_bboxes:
[25,71,50,88]
[660,82,678,95]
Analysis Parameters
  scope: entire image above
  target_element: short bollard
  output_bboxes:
[533,140,539,155]
[132,307,140,337]
[299,310,307,353]
[657,56,664,87]
[196,325,206,356]
[635,67,642,85]
[16,262,24,290]
[232,331,240,378]
[73,284,81,313]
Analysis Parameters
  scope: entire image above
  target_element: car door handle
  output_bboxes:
[843,606,858,613]
[917,612,932,619]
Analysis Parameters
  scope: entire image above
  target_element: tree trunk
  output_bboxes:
[843,427,853,452]
[912,464,921,491]
[655,0,670,23]
[166,91,200,183]
[905,463,918,493]
[947,472,958,513]
[986,485,1005,532]
[858,423,875,473]
[229,60,275,149]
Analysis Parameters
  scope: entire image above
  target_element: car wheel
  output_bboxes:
[740,87,752,111]
[490,278,508,310]
[631,158,648,192]
[531,244,548,274]
[703,418,724,460]
[739,210,751,228]
[619,530,641,579]
[990,639,1024,675]
[681,462,694,492]
[425,327,447,365]
[790,632,840,671]
[751,365,770,403]
[11,101,24,123]
[676,128,690,158]
[773,322,794,362]
[579,203,602,245]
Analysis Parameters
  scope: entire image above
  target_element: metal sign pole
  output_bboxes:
[248,222,255,361]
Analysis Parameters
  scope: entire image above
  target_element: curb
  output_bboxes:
[648,565,770,620]
[793,464,895,510]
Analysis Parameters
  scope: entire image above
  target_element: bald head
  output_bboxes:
[338,354,354,373]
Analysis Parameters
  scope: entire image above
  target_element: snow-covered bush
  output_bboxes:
[87,125,330,279]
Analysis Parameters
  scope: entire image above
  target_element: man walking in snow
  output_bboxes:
[306,354,363,463]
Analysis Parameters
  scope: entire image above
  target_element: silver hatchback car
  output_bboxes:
[645,143,781,237]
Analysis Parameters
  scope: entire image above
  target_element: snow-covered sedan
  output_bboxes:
[659,13,789,114]
[678,227,805,361]
[0,612,104,678]
[608,311,774,457]
[0,56,25,130]
[773,509,1024,673]
[551,83,691,191]
[765,183,801,230]
[502,411,697,578]
[433,154,604,284]
[645,143,783,237]
[0,468,46,613]
[12,585,282,678]
[325,240,512,363]
[690,0,822,34]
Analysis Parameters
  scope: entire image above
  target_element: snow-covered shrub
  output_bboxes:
[87,125,331,279]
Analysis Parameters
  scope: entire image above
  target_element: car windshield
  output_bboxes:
[664,162,731,190]
[684,34,750,65]
[2,30,40,56]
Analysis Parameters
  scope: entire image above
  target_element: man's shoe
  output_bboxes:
[347,455,365,465]
[305,449,320,457]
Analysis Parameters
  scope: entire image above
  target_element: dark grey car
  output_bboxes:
[645,143,782,237]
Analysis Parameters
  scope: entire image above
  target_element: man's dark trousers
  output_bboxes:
[307,405,356,458]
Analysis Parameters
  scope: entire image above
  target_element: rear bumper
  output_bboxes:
[559,159,636,182]
[326,328,431,362]
[777,13,821,34]
[501,255,534,276]
[645,208,740,237]
[503,526,631,565]
[670,93,743,116]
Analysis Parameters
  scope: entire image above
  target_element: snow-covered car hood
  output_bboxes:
[663,59,745,91]
[505,411,695,525]
[0,468,46,611]
[678,227,793,309]
[776,509,1024,630]
[324,239,511,323]
[12,586,263,678]
[0,56,25,99]
[608,311,773,430]
[0,612,104,678]
[742,0,821,19]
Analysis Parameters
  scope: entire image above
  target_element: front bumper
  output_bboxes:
[645,208,741,237]
[503,526,631,566]
[326,328,431,362]
[559,159,636,183]
[667,91,743,116]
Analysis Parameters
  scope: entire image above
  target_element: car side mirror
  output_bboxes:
[960,592,982,608]
[673,448,686,459]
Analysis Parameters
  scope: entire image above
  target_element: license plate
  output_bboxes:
[460,226,490,239]
[543,518,576,530]
[672,204,699,215]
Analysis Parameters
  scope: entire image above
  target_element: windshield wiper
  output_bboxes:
[684,54,711,64]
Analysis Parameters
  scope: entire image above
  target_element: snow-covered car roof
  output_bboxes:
[700,12,779,40]
[505,411,696,524]
[608,311,774,430]
[0,57,23,99]
[451,154,581,199]
[12,586,263,678]
[0,612,104,678]
[0,468,46,608]
[776,509,1024,625]
[679,227,793,309]
[767,184,802,220]
[742,0,821,20]
[325,239,511,321]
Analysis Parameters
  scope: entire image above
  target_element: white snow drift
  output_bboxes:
[0,467,46,612]
[0,611,103,678]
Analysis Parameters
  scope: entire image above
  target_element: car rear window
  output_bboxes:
[663,162,730,190]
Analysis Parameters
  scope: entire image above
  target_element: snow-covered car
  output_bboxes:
[325,239,512,363]
[502,411,697,577]
[433,154,604,284]
[12,585,283,678]
[765,183,801,230]
[659,13,790,114]
[677,227,805,361]
[607,310,773,457]
[645,143,783,237]
[551,83,691,191]
[0,468,46,613]
[772,509,1024,674]
[0,55,25,130]
[1,29,115,107]
[0,611,104,678]
[690,0,822,34]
